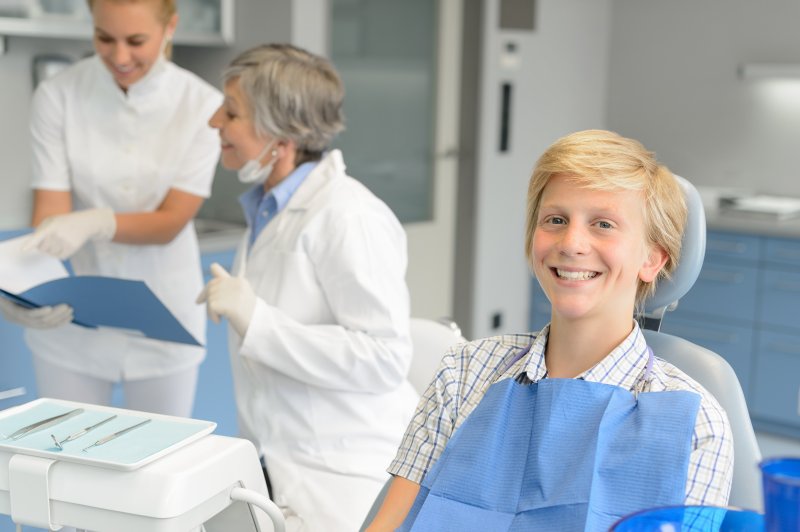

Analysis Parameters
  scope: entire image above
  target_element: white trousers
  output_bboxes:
[32,356,199,417]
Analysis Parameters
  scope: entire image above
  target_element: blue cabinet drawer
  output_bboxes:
[750,330,800,427]
[705,231,761,263]
[670,257,758,324]
[759,269,800,331]
[764,237,800,268]
[660,316,755,399]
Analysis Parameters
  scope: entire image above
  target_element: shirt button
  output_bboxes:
[261,210,269,218]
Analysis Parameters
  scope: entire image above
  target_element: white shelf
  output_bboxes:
[0,0,234,47]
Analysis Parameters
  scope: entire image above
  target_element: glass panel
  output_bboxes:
[330,0,438,223]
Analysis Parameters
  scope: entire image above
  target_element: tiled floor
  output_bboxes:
[756,431,800,459]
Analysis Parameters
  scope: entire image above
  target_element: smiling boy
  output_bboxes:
[366,130,733,531]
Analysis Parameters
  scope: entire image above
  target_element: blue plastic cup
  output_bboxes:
[760,457,800,532]
[610,505,764,531]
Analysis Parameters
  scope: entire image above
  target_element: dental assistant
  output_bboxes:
[0,0,222,416]
[197,44,418,532]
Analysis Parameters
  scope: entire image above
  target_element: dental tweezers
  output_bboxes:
[51,414,117,450]
[82,419,151,452]
[4,408,84,440]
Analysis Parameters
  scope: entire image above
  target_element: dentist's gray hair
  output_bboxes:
[223,43,345,162]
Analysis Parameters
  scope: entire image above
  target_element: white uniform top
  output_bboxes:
[229,150,418,531]
[25,55,222,381]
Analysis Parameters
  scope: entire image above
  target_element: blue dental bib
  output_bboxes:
[400,375,700,532]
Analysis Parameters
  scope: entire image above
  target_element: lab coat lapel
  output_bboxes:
[246,150,344,259]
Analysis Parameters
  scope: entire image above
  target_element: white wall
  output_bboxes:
[608,0,800,196]
[465,0,612,338]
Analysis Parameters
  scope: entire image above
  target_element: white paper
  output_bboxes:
[0,235,68,294]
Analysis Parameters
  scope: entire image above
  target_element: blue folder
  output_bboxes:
[0,276,201,347]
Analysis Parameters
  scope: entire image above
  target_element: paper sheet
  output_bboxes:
[0,235,69,293]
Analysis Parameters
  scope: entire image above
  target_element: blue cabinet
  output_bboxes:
[193,248,239,437]
[664,231,800,438]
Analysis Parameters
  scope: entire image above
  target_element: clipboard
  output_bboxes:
[0,235,202,346]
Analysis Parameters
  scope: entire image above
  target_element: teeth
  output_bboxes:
[556,269,597,280]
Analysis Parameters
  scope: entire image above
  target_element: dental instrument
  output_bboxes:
[81,419,151,452]
[3,408,84,440]
[51,414,117,450]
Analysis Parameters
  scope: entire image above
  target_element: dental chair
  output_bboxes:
[407,317,467,394]
[358,317,466,530]
[640,175,763,511]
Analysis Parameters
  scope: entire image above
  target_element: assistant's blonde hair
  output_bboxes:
[524,129,686,307]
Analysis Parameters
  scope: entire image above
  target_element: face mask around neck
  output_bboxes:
[238,140,278,184]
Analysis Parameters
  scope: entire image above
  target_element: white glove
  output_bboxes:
[24,208,117,260]
[196,263,257,337]
[0,298,73,329]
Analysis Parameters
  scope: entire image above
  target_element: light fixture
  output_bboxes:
[738,63,800,80]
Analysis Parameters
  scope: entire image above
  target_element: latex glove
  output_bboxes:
[24,208,117,260]
[0,298,73,329]
[196,263,256,337]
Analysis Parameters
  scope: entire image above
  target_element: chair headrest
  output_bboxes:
[642,175,706,318]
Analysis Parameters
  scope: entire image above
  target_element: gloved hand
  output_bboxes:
[24,208,117,260]
[196,263,257,337]
[0,298,73,329]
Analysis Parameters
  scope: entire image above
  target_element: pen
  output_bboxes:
[51,414,117,450]
[82,419,151,452]
[4,408,84,440]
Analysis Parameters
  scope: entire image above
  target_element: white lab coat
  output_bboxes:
[229,150,418,531]
[25,55,222,381]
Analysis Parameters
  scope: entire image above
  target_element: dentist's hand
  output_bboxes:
[24,208,117,260]
[0,299,73,329]
[196,263,256,337]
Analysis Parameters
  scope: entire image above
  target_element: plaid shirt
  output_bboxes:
[389,321,734,506]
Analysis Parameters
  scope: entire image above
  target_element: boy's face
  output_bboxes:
[531,174,667,323]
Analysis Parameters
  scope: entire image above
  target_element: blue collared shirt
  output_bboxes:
[238,161,317,249]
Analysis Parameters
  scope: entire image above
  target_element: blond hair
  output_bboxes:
[524,129,686,307]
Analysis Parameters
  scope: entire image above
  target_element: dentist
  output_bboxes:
[0,0,222,416]
[198,43,418,531]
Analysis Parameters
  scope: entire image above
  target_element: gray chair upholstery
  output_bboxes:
[406,317,467,394]
[640,176,762,511]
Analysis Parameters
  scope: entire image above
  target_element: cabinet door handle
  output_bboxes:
[767,342,800,356]
[774,248,800,261]
[707,241,747,254]
[0,387,26,401]
[770,281,800,293]
[699,270,745,284]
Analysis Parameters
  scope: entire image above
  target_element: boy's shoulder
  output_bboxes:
[444,333,539,377]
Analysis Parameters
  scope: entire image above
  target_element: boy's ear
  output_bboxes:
[639,245,669,283]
